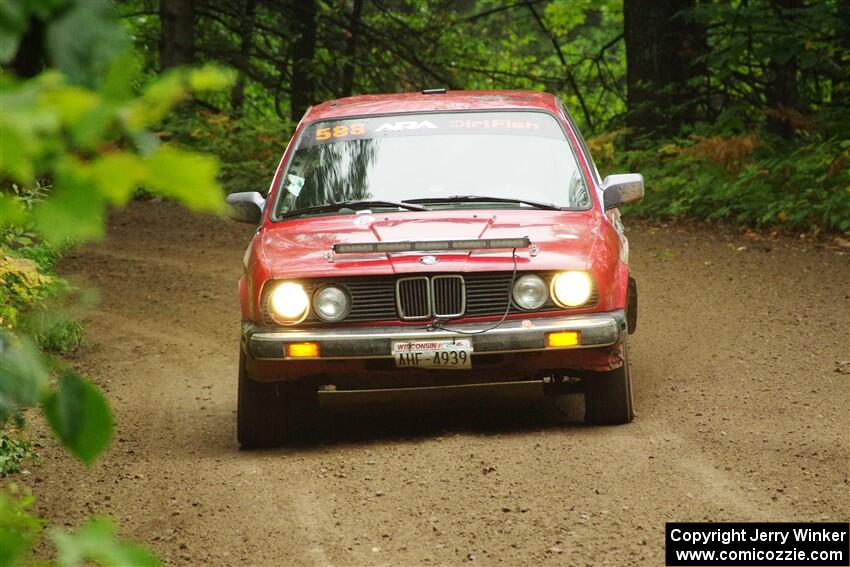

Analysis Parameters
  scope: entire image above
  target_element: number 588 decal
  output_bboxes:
[316,123,366,141]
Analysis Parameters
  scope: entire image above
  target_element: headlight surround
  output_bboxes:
[551,271,593,307]
[268,281,310,324]
[512,274,548,310]
[312,285,350,322]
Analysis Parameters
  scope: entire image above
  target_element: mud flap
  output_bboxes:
[627,276,637,335]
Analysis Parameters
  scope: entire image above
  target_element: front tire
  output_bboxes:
[584,339,634,425]
[237,351,319,448]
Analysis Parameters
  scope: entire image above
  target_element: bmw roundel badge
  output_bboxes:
[419,255,439,265]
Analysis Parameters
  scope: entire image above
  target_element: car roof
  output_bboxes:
[303,90,563,123]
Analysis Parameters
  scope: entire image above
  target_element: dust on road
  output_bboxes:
[28,201,849,566]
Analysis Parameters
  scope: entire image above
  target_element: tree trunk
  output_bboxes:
[339,0,364,98]
[9,17,46,77]
[832,0,849,107]
[624,0,703,142]
[291,0,318,123]
[231,0,258,115]
[159,0,195,70]
[765,0,803,138]
[670,1,708,127]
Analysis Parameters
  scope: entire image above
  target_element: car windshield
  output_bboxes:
[273,111,591,219]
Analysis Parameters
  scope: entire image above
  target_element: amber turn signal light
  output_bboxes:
[545,331,580,348]
[285,342,320,358]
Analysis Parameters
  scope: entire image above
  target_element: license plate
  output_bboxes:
[392,338,473,369]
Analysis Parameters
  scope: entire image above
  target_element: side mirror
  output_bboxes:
[226,192,266,224]
[602,174,644,210]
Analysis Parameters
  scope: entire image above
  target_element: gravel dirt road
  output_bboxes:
[29,201,849,566]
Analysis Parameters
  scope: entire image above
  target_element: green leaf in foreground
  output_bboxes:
[42,372,113,465]
[45,0,130,88]
[145,145,225,213]
[0,0,27,65]
[0,330,49,425]
[52,517,160,567]
[188,64,235,92]
[0,191,26,226]
[0,489,45,567]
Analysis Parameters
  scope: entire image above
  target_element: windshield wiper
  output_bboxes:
[404,195,563,211]
[279,199,427,219]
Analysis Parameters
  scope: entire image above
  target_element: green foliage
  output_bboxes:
[144,146,224,210]
[120,0,626,128]
[163,109,288,195]
[0,433,36,477]
[51,518,160,567]
[1,0,233,563]
[0,489,45,567]
[0,488,160,567]
[46,0,131,88]
[1,65,229,245]
[0,331,49,426]
[1,331,111,467]
[687,2,846,119]
[0,243,58,331]
[25,315,85,355]
[0,0,231,445]
[594,131,850,232]
[120,0,848,231]
[2,217,84,355]
[42,372,113,466]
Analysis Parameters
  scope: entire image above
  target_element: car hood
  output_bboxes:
[258,209,604,278]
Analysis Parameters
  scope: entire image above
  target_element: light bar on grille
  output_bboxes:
[333,237,530,254]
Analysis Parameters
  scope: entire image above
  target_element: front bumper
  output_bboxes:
[243,310,625,361]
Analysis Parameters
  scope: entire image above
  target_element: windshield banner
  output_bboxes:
[299,112,565,148]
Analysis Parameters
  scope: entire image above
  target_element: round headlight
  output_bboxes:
[551,271,593,307]
[512,274,548,310]
[313,286,349,322]
[268,282,309,323]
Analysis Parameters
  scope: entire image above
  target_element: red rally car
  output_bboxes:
[227,89,644,448]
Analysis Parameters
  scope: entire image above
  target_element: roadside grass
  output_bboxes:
[591,132,850,235]
[0,431,37,478]
[2,226,86,355]
[1,196,87,480]
[26,314,85,354]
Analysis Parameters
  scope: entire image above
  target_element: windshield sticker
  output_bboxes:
[374,120,438,132]
[285,174,305,197]
[300,112,564,149]
[448,118,539,130]
[315,123,366,142]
